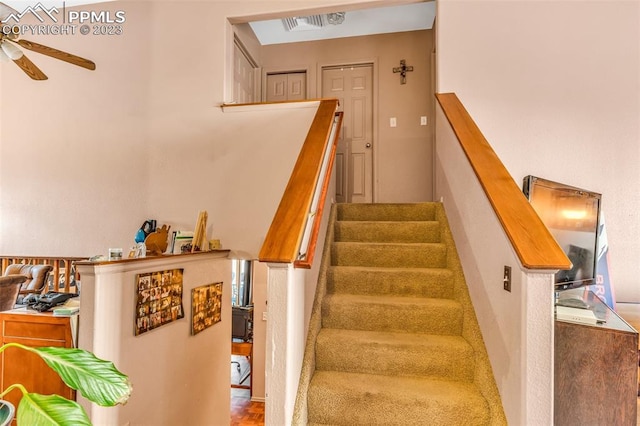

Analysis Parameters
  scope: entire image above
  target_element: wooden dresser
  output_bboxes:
[555,290,638,426]
[0,309,76,411]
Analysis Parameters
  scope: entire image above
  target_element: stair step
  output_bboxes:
[331,242,447,268]
[315,328,475,381]
[334,220,441,243]
[327,266,454,299]
[308,371,491,425]
[322,294,463,335]
[337,202,437,222]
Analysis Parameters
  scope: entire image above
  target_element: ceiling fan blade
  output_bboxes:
[13,54,48,80]
[0,2,18,22]
[17,39,96,70]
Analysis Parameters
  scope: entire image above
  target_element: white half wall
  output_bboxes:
[76,251,232,426]
[435,103,556,425]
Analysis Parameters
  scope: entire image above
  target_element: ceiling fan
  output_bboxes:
[0,2,95,80]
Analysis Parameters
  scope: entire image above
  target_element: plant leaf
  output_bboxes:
[31,347,132,406]
[17,393,91,426]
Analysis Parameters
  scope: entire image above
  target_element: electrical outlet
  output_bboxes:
[262,311,268,321]
[503,266,512,292]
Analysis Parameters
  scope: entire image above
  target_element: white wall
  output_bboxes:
[436,0,640,302]
[0,2,321,260]
[435,104,556,425]
[76,252,232,425]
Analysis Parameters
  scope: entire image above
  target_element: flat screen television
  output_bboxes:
[523,175,601,291]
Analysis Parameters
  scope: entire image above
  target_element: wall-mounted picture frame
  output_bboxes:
[191,282,223,335]
[135,268,184,336]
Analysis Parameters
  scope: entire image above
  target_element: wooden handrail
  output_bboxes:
[436,93,571,270]
[294,111,343,269]
[259,99,339,264]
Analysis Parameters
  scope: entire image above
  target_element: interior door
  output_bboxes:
[322,65,373,203]
[233,41,257,103]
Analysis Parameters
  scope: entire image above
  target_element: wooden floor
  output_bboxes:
[615,302,640,425]
[231,354,265,426]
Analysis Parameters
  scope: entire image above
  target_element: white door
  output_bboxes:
[266,72,306,102]
[322,64,373,203]
[233,42,257,104]
[322,65,373,203]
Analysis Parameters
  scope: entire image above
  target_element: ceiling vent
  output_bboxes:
[282,12,345,32]
[282,15,324,32]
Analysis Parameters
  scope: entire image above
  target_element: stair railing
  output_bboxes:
[436,93,570,270]
[255,98,341,426]
[0,255,88,293]
[259,99,341,267]
[294,111,342,268]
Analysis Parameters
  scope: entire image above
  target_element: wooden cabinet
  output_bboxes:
[0,309,76,412]
[555,291,638,426]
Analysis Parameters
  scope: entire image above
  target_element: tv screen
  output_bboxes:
[523,175,601,291]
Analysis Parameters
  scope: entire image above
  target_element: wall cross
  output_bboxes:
[392,59,414,84]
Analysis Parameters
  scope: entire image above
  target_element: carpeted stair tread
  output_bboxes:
[322,293,463,335]
[308,370,491,426]
[334,220,441,243]
[337,202,436,222]
[331,241,447,268]
[315,328,475,381]
[327,266,454,299]
[297,202,506,426]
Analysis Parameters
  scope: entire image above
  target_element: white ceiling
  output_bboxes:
[248,2,435,46]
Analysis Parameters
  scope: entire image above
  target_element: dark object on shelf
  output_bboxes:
[135,219,157,243]
[523,175,601,291]
[232,306,253,341]
[27,292,78,312]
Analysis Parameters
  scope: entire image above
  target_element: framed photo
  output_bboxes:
[135,268,184,336]
[191,282,223,335]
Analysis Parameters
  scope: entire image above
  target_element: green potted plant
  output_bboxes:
[0,343,131,426]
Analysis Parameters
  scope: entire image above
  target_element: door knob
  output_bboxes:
[365,143,371,148]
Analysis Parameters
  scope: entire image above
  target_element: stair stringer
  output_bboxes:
[292,203,338,426]
[434,202,507,425]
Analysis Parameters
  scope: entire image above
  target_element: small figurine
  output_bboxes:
[145,224,170,256]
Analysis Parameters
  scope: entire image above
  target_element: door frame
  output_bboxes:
[318,59,379,203]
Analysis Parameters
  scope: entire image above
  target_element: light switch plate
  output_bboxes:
[390,117,397,127]
[421,116,427,126]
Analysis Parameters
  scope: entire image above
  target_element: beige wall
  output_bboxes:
[260,30,434,202]
[77,252,232,425]
[437,0,640,302]
[0,1,319,259]
[251,261,268,401]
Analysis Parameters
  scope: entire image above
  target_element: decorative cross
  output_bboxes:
[393,59,414,84]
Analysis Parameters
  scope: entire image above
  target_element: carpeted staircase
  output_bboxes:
[293,202,507,425]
